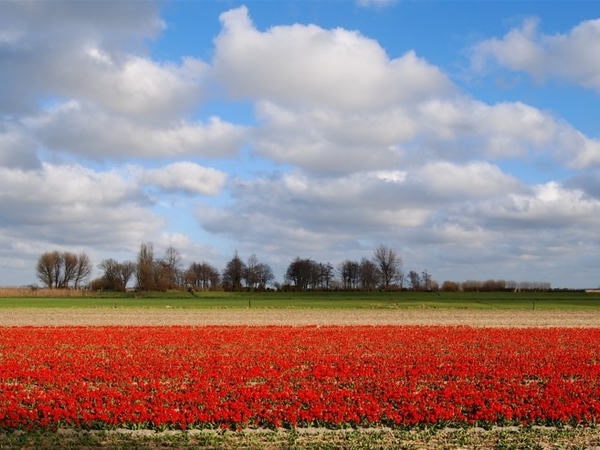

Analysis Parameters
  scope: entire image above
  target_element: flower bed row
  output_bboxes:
[1,326,599,430]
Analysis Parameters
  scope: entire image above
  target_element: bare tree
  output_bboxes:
[36,251,61,288]
[317,262,334,290]
[136,242,156,292]
[154,246,183,291]
[222,252,246,291]
[441,280,459,292]
[338,260,360,290]
[461,280,483,292]
[73,252,92,289]
[50,250,62,289]
[372,245,403,289]
[244,254,274,290]
[421,269,433,291]
[244,254,261,290]
[98,259,137,291]
[284,258,332,291]
[359,258,380,291]
[36,250,91,289]
[408,270,421,291]
[256,263,275,290]
[185,261,221,291]
[59,252,78,288]
[483,279,506,292]
[98,259,124,291]
[119,261,136,290]
[285,257,316,291]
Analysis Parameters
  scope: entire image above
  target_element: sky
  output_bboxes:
[1,0,600,289]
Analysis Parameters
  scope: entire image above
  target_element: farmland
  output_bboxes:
[3,325,600,430]
[1,292,600,449]
[1,289,600,309]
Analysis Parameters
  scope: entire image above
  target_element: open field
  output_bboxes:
[2,325,600,450]
[2,307,600,327]
[1,290,600,327]
[1,289,600,309]
[0,328,600,450]
[2,293,600,449]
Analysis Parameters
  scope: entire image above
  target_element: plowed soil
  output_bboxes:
[1,308,599,327]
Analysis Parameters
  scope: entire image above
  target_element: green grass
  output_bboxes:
[0,290,599,309]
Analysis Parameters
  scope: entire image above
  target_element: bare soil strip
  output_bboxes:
[1,307,599,327]
[3,426,600,450]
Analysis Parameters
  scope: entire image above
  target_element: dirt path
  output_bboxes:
[1,308,599,327]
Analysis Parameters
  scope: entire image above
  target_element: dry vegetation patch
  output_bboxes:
[2,426,600,449]
[1,307,600,327]
[0,287,87,297]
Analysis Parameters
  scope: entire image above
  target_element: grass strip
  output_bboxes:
[1,291,600,310]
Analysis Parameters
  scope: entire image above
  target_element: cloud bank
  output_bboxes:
[1,2,599,288]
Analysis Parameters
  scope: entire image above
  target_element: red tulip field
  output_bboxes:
[1,325,599,432]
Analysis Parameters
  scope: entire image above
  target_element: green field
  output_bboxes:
[1,290,599,309]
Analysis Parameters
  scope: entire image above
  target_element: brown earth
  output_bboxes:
[1,307,599,327]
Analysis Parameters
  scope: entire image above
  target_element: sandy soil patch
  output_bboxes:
[1,308,599,327]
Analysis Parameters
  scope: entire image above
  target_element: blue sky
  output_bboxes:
[1,0,599,288]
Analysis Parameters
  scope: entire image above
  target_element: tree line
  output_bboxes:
[34,251,92,289]
[35,243,551,292]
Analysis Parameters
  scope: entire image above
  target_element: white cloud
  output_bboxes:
[567,136,600,169]
[214,6,453,111]
[29,102,247,160]
[2,3,600,288]
[418,99,547,153]
[565,171,600,199]
[357,0,398,8]
[210,7,600,175]
[0,163,163,248]
[0,163,136,206]
[62,53,208,120]
[201,161,522,247]
[0,28,23,46]
[0,123,40,169]
[415,98,600,168]
[0,1,168,115]
[195,163,600,287]
[471,17,600,92]
[471,18,544,75]
[253,92,596,173]
[140,162,227,196]
[253,101,411,173]
[416,161,523,199]
[477,181,600,228]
